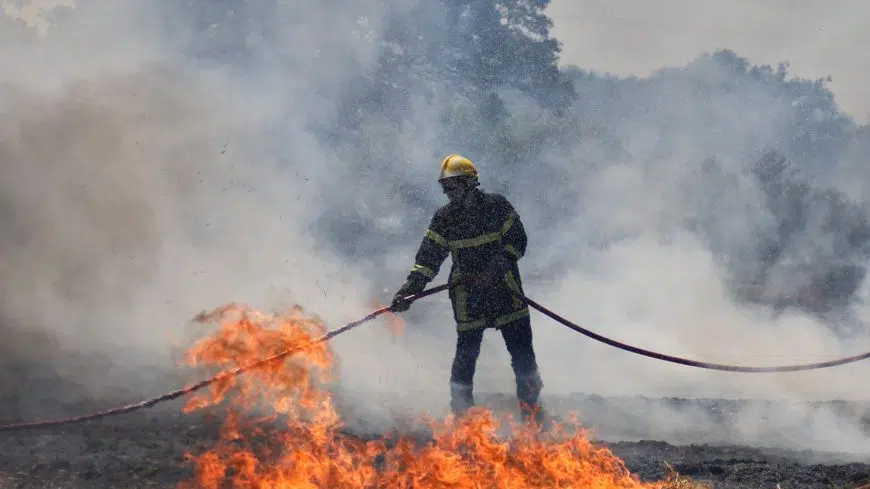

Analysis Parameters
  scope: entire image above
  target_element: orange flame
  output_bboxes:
[180,303,663,489]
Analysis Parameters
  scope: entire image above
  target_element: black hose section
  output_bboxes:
[0,284,449,432]
[517,292,870,372]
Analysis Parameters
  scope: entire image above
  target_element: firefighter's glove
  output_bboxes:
[390,281,419,312]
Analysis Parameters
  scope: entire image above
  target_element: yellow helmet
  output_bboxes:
[438,154,478,182]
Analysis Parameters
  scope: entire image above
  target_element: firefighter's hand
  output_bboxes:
[390,281,417,312]
[390,294,412,312]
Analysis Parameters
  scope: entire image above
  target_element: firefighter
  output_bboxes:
[390,154,544,423]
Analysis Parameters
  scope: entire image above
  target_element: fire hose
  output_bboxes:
[2,281,870,432]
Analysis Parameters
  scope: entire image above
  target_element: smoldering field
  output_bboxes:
[1,1,870,488]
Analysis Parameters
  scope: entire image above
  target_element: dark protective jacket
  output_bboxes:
[402,188,530,331]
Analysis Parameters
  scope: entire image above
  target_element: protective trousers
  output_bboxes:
[449,315,543,421]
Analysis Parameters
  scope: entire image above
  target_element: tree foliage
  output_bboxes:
[739,151,870,321]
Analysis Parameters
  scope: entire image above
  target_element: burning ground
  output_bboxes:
[1,304,868,489]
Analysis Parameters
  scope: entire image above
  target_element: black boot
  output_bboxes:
[450,381,474,416]
[516,370,544,424]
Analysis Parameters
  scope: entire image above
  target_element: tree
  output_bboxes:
[442,0,572,106]
[740,151,870,320]
[341,0,573,126]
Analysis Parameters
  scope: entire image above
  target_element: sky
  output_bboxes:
[547,0,870,124]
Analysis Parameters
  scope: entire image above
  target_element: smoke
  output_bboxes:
[2,0,868,458]
[0,0,391,417]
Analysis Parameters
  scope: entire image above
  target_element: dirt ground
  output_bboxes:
[1,392,869,489]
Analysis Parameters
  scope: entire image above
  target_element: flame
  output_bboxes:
[180,303,664,489]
